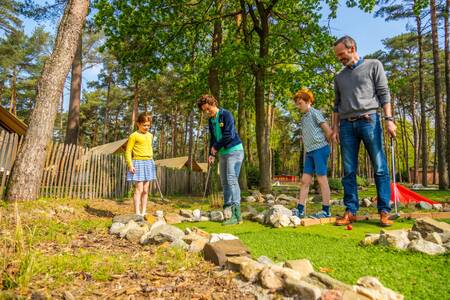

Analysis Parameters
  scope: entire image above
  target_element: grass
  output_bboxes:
[177,219,449,300]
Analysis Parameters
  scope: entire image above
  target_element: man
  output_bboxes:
[331,36,396,227]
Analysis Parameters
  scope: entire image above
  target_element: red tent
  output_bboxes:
[390,183,439,205]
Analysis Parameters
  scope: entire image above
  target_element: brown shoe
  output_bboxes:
[335,211,357,226]
[380,211,394,227]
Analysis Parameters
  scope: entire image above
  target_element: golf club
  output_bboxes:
[203,159,213,201]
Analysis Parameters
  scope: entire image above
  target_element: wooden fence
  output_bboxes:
[0,130,208,200]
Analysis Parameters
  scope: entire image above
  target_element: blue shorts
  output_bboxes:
[303,145,330,176]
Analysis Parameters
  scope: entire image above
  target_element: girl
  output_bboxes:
[125,112,156,218]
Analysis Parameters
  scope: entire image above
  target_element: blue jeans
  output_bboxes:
[219,150,244,207]
[340,113,391,214]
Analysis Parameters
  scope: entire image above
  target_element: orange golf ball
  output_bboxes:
[347,224,352,230]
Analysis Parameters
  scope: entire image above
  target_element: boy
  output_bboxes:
[293,88,333,219]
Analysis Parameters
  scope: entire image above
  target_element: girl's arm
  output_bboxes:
[320,122,333,142]
[125,134,135,169]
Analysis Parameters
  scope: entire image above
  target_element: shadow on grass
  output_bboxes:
[84,204,115,218]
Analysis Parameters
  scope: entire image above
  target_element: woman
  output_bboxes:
[197,94,244,225]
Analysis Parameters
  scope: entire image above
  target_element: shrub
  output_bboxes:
[246,165,260,189]
[328,178,343,191]
[356,175,369,187]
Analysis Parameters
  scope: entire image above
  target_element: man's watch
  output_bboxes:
[384,116,394,122]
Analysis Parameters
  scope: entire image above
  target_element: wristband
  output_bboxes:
[384,116,394,122]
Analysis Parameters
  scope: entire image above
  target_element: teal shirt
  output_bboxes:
[212,112,243,156]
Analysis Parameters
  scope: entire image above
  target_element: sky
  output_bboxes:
[21,1,410,111]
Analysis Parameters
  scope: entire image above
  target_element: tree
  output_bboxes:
[7,0,89,201]
[430,0,448,189]
[0,0,21,33]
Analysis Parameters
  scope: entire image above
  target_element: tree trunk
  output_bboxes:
[237,74,248,191]
[416,15,428,187]
[65,37,82,145]
[6,0,89,201]
[207,0,222,100]
[430,0,448,189]
[411,84,419,183]
[103,73,112,143]
[253,2,271,193]
[445,0,450,187]
[9,68,17,115]
[131,81,139,132]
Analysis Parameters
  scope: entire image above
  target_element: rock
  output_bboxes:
[432,203,443,211]
[361,198,372,208]
[330,199,344,206]
[260,267,283,290]
[109,222,126,235]
[192,209,201,221]
[407,230,422,241]
[112,214,143,224]
[284,259,314,278]
[170,239,189,250]
[155,210,164,218]
[179,209,194,219]
[252,190,264,202]
[265,205,292,224]
[443,241,450,250]
[378,229,410,249]
[441,231,450,243]
[270,214,291,228]
[140,224,184,245]
[412,217,450,236]
[425,232,443,245]
[203,239,251,266]
[188,239,208,253]
[276,194,298,202]
[360,234,380,246]
[267,200,275,206]
[257,255,274,265]
[244,196,257,203]
[284,277,322,300]
[411,183,423,190]
[210,211,225,222]
[192,227,210,239]
[407,239,446,255]
[354,276,404,300]
[241,260,265,282]
[125,223,149,243]
[118,220,141,238]
[164,213,185,224]
[290,215,302,227]
[417,201,433,210]
[265,194,275,201]
[223,207,232,220]
[183,232,208,244]
[149,219,166,230]
[309,271,352,291]
[226,256,255,272]
[253,212,266,224]
[321,290,343,300]
[209,233,239,243]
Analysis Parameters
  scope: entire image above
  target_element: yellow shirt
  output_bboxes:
[125,131,153,167]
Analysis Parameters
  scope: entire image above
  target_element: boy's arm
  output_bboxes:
[320,122,333,142]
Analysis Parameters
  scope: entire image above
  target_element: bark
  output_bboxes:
[7,0,89,201]
[445,0,450,187]
[103,73,112,143]
[430,0,448,189]
[65,37,82,145]
[237,73,248,191]
[9,68,16,115]
[411,85,419,183]
[207,0,222,100]
[131,81,139,132]
[416,14,428,187]
[187,111,194,194]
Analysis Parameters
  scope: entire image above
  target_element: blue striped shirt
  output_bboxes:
[300,107,328,152]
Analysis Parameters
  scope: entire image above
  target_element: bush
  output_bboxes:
[328,178,343,191]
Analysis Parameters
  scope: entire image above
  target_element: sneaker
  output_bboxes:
[291,208,305,219]
[310,210,331,219]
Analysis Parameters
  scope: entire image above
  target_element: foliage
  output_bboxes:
[328,178,343,191]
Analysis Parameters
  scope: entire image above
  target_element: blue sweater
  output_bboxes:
[208,108,242,155]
